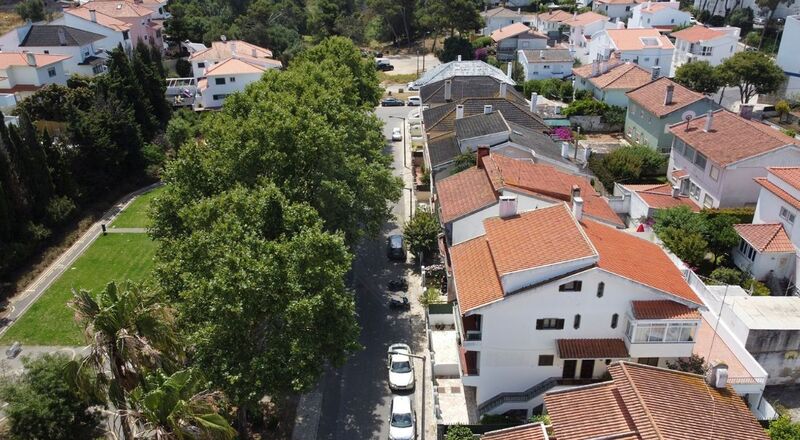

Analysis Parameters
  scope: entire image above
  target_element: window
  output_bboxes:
[611,313,619,329]
[559,281,582,292]
[123,31,129,40]
[701,46,713,56]
[671,18,675,23]
[703,194,713,208]
[709,165,719,181]
[215,77,226,85]
[688,181,701,201]
[596,282,605,298]
[655,58,659,66]
[627,322,698,343]
[544,65,550,69]
[536,318,565,330]
[47,67,56,78]
[674,139,685,155]
[538,355,554,366]
[197,62,205,68]
[625,5,631,10]
[693,152,707,170]
[780,207,796,224]
[229,77,236,82]
[573,314,581,329]
[43,50,49,54]
[212,94,229,100]
[738,239,757,261]
[638,357,659,366]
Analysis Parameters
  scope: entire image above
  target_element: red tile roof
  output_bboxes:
[605,28,674,51]
[537,10,573,22]
[693,317,752,380]
[581,219,702,305]
[631,300,701,320]
[755,177,800,210]
[482,423,549,440]
[631,183,700,212]
[563,11,608,27]
[769,167,800,191]
[627,77,705,118]
[437,167,498,223]
[545,362,769,440]
[491,23,545,42]
[557,338,630,359]
[0,52,70,69]
[670,109,799,166]
[734,223,795,253]
[450,235,504,312]
[671,168,688,179]
[573,62,653,91]
[671,25,728,43]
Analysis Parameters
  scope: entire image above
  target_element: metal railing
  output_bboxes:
[477,377,560,415]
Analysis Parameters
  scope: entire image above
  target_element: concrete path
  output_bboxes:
[106,227,148,234]
[0,183,162,341]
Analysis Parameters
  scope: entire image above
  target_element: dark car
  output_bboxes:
[377,63,395,71]
[381,97,405,107]
[387,234,406,261]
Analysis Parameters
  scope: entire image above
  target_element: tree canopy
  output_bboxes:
[404,210,441,259]
[718,51,785,104]
[674,61,722,95]
[588,145,666,191]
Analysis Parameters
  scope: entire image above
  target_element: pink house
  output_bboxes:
[64,1,163,50]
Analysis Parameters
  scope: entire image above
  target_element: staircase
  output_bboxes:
[477,377,560,415]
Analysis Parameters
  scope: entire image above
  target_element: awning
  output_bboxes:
[557,338,629,359]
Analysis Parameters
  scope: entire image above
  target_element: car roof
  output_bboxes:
[389,234,403,245]
[392,395,412,412]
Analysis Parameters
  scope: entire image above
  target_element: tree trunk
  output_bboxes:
[401,7,412,48]
[109,349,134,440]
[237,407,250,439]
[759,9,775,49]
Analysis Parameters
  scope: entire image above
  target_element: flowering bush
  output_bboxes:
[553,127,573,141]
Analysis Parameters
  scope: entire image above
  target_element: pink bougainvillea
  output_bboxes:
[553,127,573,141]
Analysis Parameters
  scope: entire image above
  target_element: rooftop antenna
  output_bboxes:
[681,110,696,131]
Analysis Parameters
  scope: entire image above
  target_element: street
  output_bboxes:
[316,104,429,439]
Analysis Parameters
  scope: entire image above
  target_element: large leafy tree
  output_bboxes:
[404,210,441,259]
[153,185,360,435]
[674,61,723,95]
[718,51,786,104]
[0,354,103,440]
[769,415,800,440]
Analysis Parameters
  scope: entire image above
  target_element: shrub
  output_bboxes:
[45,196,76,225]
[175,58,192,77]
[419,287,444,305]
[562,98,609,117]
[574,89,592,100]
[708,267,745,285]
[471,36,493,49]
[702,207,755,224]
[403,210,440,258]
[602,105,626,126]
[726,7,753,36]
[440,36,474,63]
[743,278,771,296]
[666,354,707,375]
[446,425,475,440]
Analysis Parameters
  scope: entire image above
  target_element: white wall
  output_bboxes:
[51,13,130,54]
[519,51,572,80]
[199,71,263,109]
[777,15,800,98]
[629,3,690,29]
[593,2,637,20]
[451,204,500,245]
[671,28,740,76]
[754,184,800,247]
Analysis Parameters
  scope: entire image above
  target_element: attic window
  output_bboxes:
[558,280,582,292]
[640,37,660,47]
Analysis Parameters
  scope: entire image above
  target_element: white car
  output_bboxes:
[407,96,421,106]
[391,127,403,141]
[389,395,415,440]
[406,82,419,91]
[387,343,414,390]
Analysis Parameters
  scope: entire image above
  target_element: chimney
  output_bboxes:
[25,52,35,66]
[707,362,729,389]
[484,104,492,114]
[739,104,753,120]
[616,20,625,29]
[251,47,257,57]
[539,50,545,59]
[456,104,464,119]
[672,186,680,197]
[704,111,714,132]
[506,62,513,78]
[664,84,674,105]
[499,195,518,218]
[444,79,452,101]
[651,66,661,80]
[574,11,578,18]
[89,9,97,22]
[561,142,570,158]
[530,92,538,112]
[457,54,462,62]
[571,184,581,202]
[600,60,608,74]
[57,27,67,46]
[591,59,599,76]
[517,7,521,14]
[477,146,490,169]
[572,197,584,221]
[499,82,507,98]
[231,41,237,56]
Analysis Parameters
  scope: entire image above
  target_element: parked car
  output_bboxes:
[387,234,406,260]
[378,63,395,71]
[6,341,21,359]
[406,82,419,91]
[389,396,415,440]
[381,97,405,107]
[407,96,421,106]
[387,343,415,391]
[388,277,408,291]
[392,127,403,141]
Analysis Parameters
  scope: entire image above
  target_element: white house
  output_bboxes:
[588,28,674,71]
[629,1,691,29]
[533,10,573,34]
[611,182,700,227]
[517,49,573,80]
[480,7,536,36]
[562,11,610,64]
[63,1,163,51]
[671,25,741,76]
[667,109,800,209]
[0,52,70,111]
[196,58,268,109]
[189,39,281,79]
[490,23,548,61]
[776,15,800,99]
[0,24,108,76]
[593,0,643,20]
[50,6,133,54]
[573,60,654,107]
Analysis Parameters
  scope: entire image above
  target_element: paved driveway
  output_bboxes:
[383,54,441,78]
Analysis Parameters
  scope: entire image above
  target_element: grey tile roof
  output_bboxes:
[421,75,528,106]
[507,122,570,165]
[423,97,550,134]
[520,49,573,63]
[415,60,515,88]
[455,111,510,140]
[427,132,462,168]
[20,25,105,47]
[481,6,524,18]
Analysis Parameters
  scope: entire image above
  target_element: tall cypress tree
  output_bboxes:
[15,114,53,220]
[102,46,157,140]
[133,45,170,129]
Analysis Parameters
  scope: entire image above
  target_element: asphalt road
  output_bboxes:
[316,104,428,440]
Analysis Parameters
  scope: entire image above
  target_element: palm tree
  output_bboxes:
[69,281,182,440]
[129,369,236,440]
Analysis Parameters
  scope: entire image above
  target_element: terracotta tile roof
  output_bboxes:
[627,77,704,117]
[632,183,700,212]
[545,361,769,440]
[606,29,674,51]
[491,23,545,42]
[537,10,573,22]
[563,11,608,27]
[482,423,549,440]
[557,338,630,359]
[769,167,800,191]
[631,300,701,320]
[581,219,702,305]
[79,1,153,18]
[671,25,728,43]
[0,52,70,69]
[483,154,625,227]
[205,58,266,76]
[190,40,274,61]
[450,235,503,312]
[670,109,799,166]
[482,6,525,18]
[671,168,688,179]
[755,177,800,210]
[641,2,677,12]
[65,6,132,31]
[734,223,795,253]
[596,0,643,4]
[693,317,752,380]
[621,183,664,192]
[573,62,653,90]
[437,167,498,223]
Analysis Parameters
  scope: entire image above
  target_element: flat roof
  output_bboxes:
[727,296,800,330]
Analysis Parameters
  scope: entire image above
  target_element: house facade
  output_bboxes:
[517,49,572,80]
[563,11,609,64]
[593,0,643,20]
[0,52,69,110]
[629,1,691,29]
[481,7,536,35]
[196,58,267,109]
[491,23,548,61]
[776,15,800,99]
[573,60,654,107]
[611,182,700,227]
[2,24,108,76]
[533,10,572,35]
[189,40,281,79]
[65,1,163,50]
[671,25,741,76]
[667,109,800,209]
[588,28,674,72]
[52,6,133,53]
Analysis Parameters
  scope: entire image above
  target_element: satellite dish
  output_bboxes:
[682,110,696,122]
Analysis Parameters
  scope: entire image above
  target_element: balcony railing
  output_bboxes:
[478,377,560,415]
[465,331,482,341]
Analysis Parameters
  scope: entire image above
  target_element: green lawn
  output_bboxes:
[111,186,164,229]
[1,234,157,346]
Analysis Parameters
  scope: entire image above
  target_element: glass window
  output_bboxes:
[538,355,554,366]
[666,324,683,342]
[646,324,667,342]
[611,313,619,329]
[230,77,236,82]
[197,62,205,68]
[679,325,696,342]
[559,281,582,292]
[537,318,564,330]
[674,139,685,155]
[215,77,226,85]
[703,194,713,208]
[780,207,796,224]
[574,314,581,329]
[683,145,696,160]
[47,68,56,78]
[694,152,707,170]
[597,282,605,298]
[709,165,719,181]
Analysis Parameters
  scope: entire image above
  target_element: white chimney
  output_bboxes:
[530,92,538,112]
[600,60,608,74]
[499,195,518,218]
[672,186,680,197]
[704,111,714,132]
[616,20,625,29]
[561,142,570,158]
[89,9,97,22]
[456,104,464,119]
[25,52,35,66]
[230,41,237,56]
[517,7,521,14]
[740,104,753,120]
[484,105,492,115]
[457,54,462,62]
[707,362,729,389]
[499,82,507,98]
[651,66,661,80]
[506,62,513,78]
[444,79,452,101]
[539,50,545,59]
[572,197,584,221]
[664,84,674,105]
[251,47,257,57]
[57,27,67,46]
[591,60,599,76]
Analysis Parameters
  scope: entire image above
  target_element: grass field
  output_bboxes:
[0,234,157,346]
[111,186,164,229]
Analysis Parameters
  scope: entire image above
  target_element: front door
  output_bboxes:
[580,360,595,379]
[562,360,577,379]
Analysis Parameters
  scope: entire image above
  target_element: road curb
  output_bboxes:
[291,383,324,440]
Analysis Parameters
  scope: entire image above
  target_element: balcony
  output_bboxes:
[462,314,482,343]
[625,321,697,358]
[459,346,479,376]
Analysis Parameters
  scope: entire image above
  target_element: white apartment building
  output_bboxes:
[588,28,674,71]
[671,25,741,76]
[562,11,609,64]
[534,10,573,34]
[0,52,69,111]
[629,1,691,29]
[593,0,643,20]
[0,24,108,76]
[777,15,800,99]
[517,49,572,80]
[189,39,281,79]
[51,7,133,54]
[480,6,536,35]
[490,23,548,61]
[196,58,267,109]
